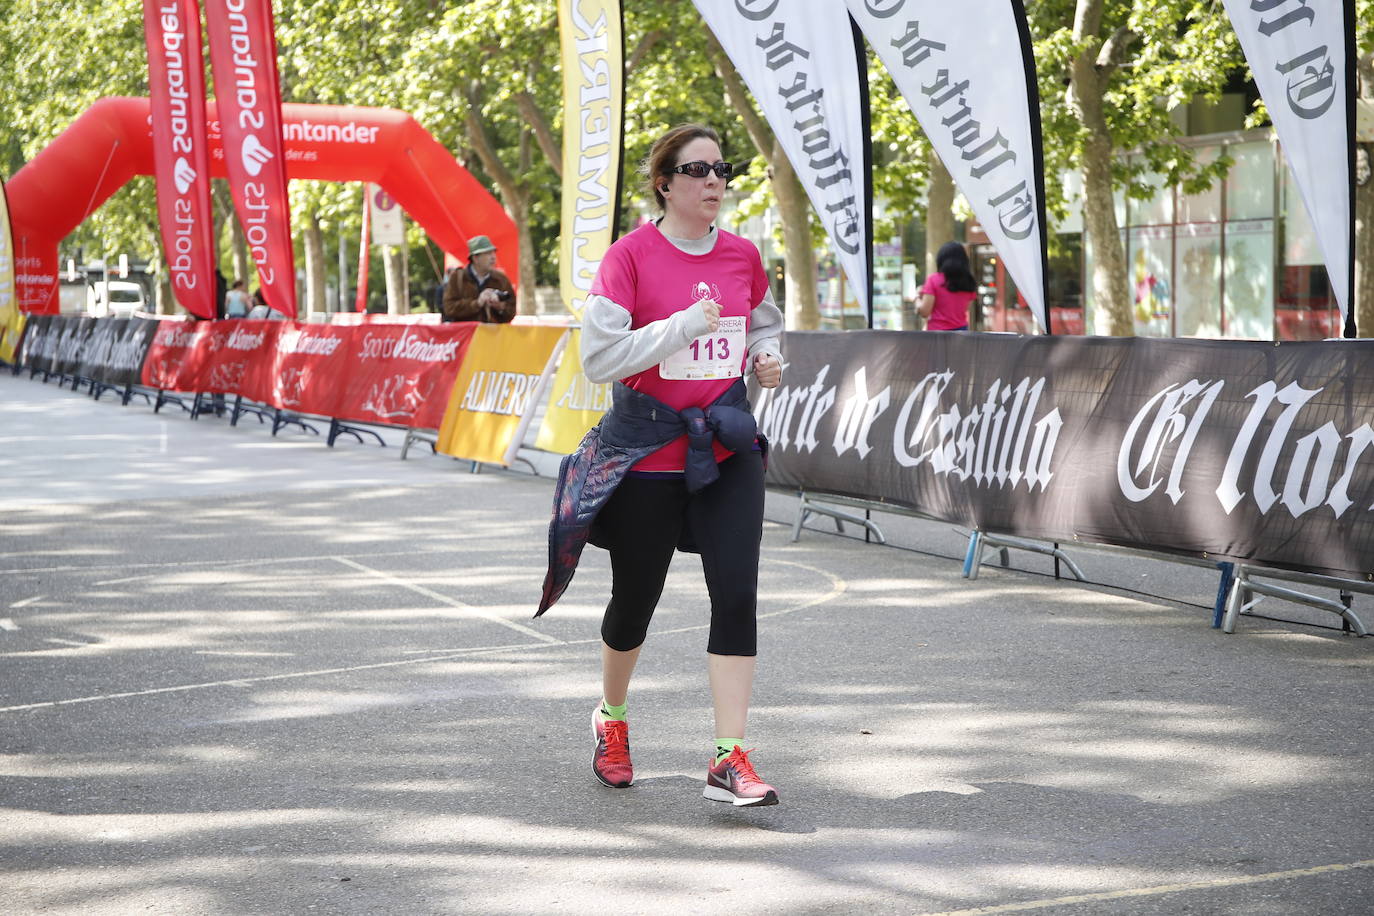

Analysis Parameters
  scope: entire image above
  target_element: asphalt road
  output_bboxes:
[2,368,1371,915]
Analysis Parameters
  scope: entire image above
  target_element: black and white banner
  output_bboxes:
[21,315,159,387]
[51,317,96,378]
[692,0,872,320]
[1223,0,1356,335]
[847,0,1048,333]
[18,314,56,374]
[754,331,1374,579]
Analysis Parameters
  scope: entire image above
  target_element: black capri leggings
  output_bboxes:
[595,450,765,656]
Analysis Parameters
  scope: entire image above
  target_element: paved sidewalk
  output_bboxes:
[1,369,1371,915]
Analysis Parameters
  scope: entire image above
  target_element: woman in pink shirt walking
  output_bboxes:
[576,124,784,807]
[918,241,978,331]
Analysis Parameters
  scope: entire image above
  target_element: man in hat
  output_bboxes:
[441,235,516,323]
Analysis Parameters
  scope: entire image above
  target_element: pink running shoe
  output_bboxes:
[592,706,633,788]
[703,746,778,807]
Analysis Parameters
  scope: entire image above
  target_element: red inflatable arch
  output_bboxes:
[6,96,517,313]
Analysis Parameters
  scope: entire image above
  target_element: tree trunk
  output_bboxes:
[155,259,172,315]
[771,155,819,330]
[216,180,250,284]
[1355,53,1374,337]
[337,226,349,312]
[211,181,227,274]
[228,215,250,286]
[460,83,536,315]
[303,214,327,316]
[1070,0,1133,336]
[1079,111,1132,335]
[383,245,408,315]
[925,149,955,278]
[514,197,538,315]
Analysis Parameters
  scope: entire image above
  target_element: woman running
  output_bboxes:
[538,123,784,807]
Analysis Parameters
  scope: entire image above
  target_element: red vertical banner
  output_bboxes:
[143,0,216,319]
[204,0,297,318]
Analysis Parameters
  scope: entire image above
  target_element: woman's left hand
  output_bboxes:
[753,353,781,389]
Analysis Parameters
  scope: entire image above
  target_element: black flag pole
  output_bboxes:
[1010,0,1052,335]
[852,14,874,330]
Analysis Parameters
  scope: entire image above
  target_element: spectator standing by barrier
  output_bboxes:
[225,280,250,318]
[539,123,785,807]
[918,241,977,331]
[441,235,515,323]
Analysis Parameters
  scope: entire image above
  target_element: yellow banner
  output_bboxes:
[0,179,21,364]
[558,0,623,319]
[533,329,612,453]
[437,324,569,466]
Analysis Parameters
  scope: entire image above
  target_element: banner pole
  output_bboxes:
[355,185,371,312]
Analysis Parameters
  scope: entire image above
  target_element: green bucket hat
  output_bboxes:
[467,235,496,257]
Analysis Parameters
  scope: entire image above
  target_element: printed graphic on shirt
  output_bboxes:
[660,280,746,380]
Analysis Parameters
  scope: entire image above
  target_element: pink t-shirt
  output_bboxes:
[590,222,769,471]
[920,273,975,330]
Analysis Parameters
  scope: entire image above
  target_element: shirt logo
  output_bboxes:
[690,281,722,303]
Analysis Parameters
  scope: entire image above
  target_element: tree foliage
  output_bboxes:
[4,0,1351,327]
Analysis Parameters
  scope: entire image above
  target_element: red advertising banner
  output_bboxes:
[201,319,282,402]
[338,323,476,428]
[271,322,354,416]
[204,0,297,318]
[141,319,214,391]
[142,0,217,319]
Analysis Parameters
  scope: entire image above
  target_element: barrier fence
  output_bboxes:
[13,314,570,467]
[10,316,1371,634]
[753,331,1374,582]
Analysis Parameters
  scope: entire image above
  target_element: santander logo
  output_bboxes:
[173,157,196,193]
[240,134,274,177]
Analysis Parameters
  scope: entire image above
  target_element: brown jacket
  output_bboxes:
[441,264,516,323]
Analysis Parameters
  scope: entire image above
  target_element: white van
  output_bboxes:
[88,281,148,317]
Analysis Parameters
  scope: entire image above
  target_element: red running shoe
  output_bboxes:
[592,706,633,788]
[703,746,778,807]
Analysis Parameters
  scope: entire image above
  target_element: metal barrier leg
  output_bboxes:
[1222,567,1249,634]
[790,495,808,542]
[1212,561,1235,629]
[962,531,983,579]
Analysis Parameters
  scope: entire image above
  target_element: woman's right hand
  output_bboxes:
[700,298,721,333]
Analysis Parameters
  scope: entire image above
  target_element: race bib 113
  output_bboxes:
[660,314,745,380]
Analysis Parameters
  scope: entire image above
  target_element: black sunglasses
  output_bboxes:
[669,160,734,180]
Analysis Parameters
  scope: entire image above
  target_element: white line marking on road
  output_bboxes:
[93,574,158,586]
[0,641,545,714]
[0,618,17,631]
[159,421,168,454]
[9,595,44,608]
[647,557,847,641]
[0,547,440,576]
[43,638,91,647]
[0,550,841,714]
[330,556,560,645]
[912,859,1374,916]
[194,650,297,658]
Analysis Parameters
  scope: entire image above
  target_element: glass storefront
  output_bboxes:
[993,130,1340,340]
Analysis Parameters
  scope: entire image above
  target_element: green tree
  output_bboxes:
[400,0,563,314]
[1033,0,1242,335]
[1,0,159,276]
